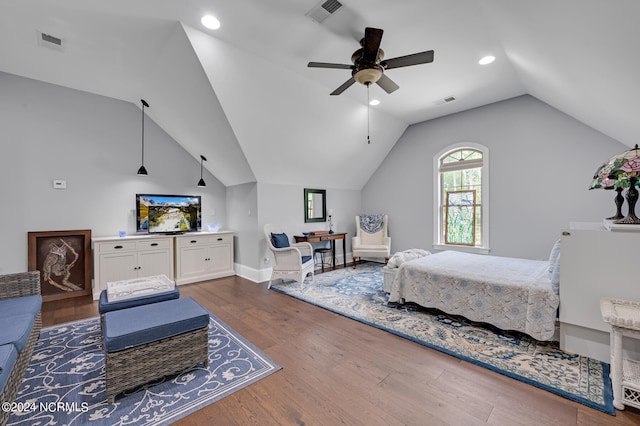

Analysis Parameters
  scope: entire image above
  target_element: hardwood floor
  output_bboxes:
[42,272,640,425]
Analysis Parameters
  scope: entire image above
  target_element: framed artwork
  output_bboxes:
[28,229,92,301]
[445,190,477,246]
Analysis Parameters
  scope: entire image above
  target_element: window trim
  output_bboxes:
[433,142,490,254]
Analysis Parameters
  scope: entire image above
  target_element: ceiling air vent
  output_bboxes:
[435,96,456,105]
[37,31,64,51]
[305,0,343,24]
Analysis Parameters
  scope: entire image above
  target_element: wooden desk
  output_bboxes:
[294,232,347,269]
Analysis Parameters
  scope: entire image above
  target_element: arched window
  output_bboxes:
[433,143,490,254]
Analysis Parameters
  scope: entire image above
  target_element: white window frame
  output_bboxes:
[433,142,490,254]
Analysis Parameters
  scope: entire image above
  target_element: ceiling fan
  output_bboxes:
[308,27,434,95]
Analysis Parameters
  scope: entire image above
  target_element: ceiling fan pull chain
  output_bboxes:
[367,83,371,144]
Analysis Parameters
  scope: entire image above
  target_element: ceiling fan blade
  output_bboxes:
[376,73,399,94]
[330,77,356,95]
[362,27,383,63]
[308,62,353,70]
[382,50,434,70]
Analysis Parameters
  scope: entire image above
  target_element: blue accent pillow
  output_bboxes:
[271,233,290,248]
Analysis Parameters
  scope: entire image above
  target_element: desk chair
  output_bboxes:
[314,241,332,272]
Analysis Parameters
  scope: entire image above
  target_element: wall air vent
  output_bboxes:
[37,31,64,51]
[305,0,343,24]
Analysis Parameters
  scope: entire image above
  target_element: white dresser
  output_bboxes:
[92,231,235,299]
[92,234,174,300]
[174,231,235,285]
[559,222,640,362]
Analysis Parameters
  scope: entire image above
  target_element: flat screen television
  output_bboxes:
[136,194,201,234]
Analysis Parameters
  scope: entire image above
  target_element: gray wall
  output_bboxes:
[257,182,361,269]
[226,182,259,268]
[362,95,627,260]
[3,73,628,277]
[0,72,227,274]
[223,181,361,280]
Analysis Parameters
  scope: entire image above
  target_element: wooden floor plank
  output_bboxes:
[40,272,640,425]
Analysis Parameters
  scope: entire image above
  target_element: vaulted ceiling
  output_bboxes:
[1,0,638,190]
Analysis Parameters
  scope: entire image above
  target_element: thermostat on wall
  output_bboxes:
[53,180,67,189]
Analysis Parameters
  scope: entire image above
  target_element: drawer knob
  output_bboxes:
[150,243,159,246]
[190,240,197,244]
[114,245,123,249]
[217,238,223,241]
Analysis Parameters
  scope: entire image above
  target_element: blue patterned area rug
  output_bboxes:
[270,263,614,415]
[8,315,282,425]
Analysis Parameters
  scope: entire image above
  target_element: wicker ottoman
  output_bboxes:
[102,297,210,403]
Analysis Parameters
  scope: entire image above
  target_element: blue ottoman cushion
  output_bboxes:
[0,314,35,353]
[302,256,312,264]
[0,344,18,394]
[0,295,42,319]
[98,288,180,314]
[103,297,210,353]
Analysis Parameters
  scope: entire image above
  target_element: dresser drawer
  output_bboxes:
[136,238,172,250]
[177,236,208,247]
[208,234,232,244]
[96,241,137,253]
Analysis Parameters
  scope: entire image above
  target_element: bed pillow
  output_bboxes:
[548,239,561,274]
[550,253,561,294]
[271,232,290,248]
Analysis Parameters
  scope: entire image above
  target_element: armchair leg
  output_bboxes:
[353,257,359,269]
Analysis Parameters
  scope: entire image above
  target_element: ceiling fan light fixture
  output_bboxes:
[369,99,380,106]
[354,68,382,85]
[201,15,221,30]
[479,55,495,65]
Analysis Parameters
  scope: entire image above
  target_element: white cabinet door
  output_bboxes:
[137,249,172,278]
[178,246,209,280]
[209,244,232,274]
[97,251,138,290]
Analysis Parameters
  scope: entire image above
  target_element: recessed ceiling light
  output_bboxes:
[201,15,221,30]
[479,55,495,65]
[369,99,380,106]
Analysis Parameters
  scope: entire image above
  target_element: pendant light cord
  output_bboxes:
[141,101,145,164]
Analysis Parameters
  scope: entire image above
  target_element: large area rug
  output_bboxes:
[270,263,614,415]
[8,315,281,425]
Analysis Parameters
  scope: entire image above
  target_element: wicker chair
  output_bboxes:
[264,224,314,289]
[0,271,42,426]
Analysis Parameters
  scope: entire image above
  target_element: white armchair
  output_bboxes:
[264,224,315,288]
[352,214,391,268]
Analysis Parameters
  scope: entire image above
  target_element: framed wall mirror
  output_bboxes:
[304,188,326,223]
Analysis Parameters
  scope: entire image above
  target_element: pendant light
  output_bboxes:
[137,99,149,175]
[197,155,207,187]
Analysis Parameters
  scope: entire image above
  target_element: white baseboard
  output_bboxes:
[234,252,354,284]
[234,263,271,283]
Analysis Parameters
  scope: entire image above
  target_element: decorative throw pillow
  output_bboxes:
[271,233,290,248]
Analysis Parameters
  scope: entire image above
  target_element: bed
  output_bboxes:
[387,247,561,341]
